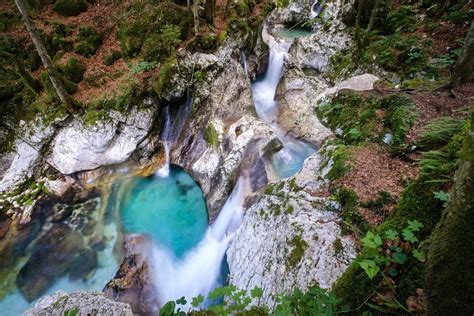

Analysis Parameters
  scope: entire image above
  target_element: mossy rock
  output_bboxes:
[103,50,122,66]
[425,114,474,315]
[74,27,103,58]
[53,0,88,17]
[59,57,85,83]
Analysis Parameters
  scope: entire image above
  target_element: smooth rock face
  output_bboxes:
[227,154,356,308]
[171,49,279,219]
[49,106,156,174]
[23,290,133,316]
[0,119,56,192]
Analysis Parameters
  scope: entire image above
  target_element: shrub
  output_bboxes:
[53,0,88,17]
[103,50,122,66]
[74,27,103,58]
[59,57,85,83]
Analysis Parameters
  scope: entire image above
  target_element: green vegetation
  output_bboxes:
[204,123,219,149]
[103,50,122,66]
[160,284,347,316]
[74,27,103,58]
[118,2,192,62]
[286,235,308,268]
[318,92,417,152]
[331,186,369,237]
[53,0,88,17]
[59,57,85,83]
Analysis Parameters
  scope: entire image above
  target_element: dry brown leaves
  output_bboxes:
[406,82,474,142]
[338,144,418,225]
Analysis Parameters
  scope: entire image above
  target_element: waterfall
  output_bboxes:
[151,178,246,310]
[156,107,171,178]
[241,51,248,75]
[251,34,316,179]
[156,91,193,178]
[251,39,291,122]
[310,0,323,19]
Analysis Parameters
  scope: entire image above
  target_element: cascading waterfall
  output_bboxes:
[310,0,323,19]
[151,178,246,310]
[251,35,316,179]
[156,106,171,178]
[241,51,248,76]
[156,91,193,178]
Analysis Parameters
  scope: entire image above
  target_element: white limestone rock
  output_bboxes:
[227,154,356,308]
[23,290,133,316]
[49,107,155,174]
[0,118,56,192]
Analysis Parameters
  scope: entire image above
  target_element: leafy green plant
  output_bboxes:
[357,220,425,280]
[74,27,103,57]
[433,190,449,207]
[130,61,160,74]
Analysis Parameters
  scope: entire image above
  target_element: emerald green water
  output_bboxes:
[120,166,209,258]
[276,28,313,39]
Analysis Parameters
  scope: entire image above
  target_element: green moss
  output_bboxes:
[287,235,308,269]
[103,50,122,66]
[53,0,88,17]
[118,2,192,59]
[204,123,219,149]
[333,186,369,237]
[425,113,474,314]
[74,27,103,58]
[59,57,85,83]
[333,238,343,254]
[326,144,351,181]
[152,57,177,97]
[318,92,416,152]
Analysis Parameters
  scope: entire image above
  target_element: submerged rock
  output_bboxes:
[104,234,159,315]
[227,154,356,307]
[49,106,156,175]
[16,223,85,302]
[23,290,133,316]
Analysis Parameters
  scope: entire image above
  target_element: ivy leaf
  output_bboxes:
[250,287,263,299]
[385,229,399,240]
[392,251,408,264]
[191,295,204,308]
[159,301,175,316]
[175,297,187,306]
[389,267,398,276]
[362,231,383,249]
[412,249,426,262]
[358,259,380,279]
[402,228,418,243]
[407,220,424,232]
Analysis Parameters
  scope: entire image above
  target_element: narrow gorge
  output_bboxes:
[0,0,472,315]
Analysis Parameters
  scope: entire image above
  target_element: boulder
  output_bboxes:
[23,290,133,316]
[48,106,156,175]
[227,154,356,308]
[104,234,159,315]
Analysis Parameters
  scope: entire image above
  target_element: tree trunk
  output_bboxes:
[204,0,216,25]
[425,112,474,315]
[15,0,75,113]
[361,0,381,48]
[450,21,474,87]
[193,0,199,34]
[354,0,364,56]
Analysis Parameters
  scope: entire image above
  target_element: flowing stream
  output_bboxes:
[0,23,319,316]
[251,35,316,178]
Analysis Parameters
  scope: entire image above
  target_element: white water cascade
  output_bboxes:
[156,92,193,178]
[151,178,246,309]
[156,106,171,178]
[251,35,316,179]
[310,0,323,19]
[241,51,249,76]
